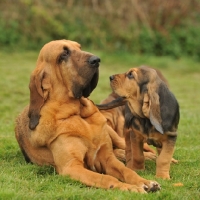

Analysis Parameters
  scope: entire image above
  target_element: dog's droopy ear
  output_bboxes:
[142,87,164,134]
[28,70,50,130]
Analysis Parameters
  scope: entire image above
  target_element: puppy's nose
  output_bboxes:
[88,56,101,67]
[109,75,114,81]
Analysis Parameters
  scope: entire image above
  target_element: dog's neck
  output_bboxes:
[47,83,73,102]
[127,98,145,118]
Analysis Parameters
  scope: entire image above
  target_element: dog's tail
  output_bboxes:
[96,96,126,110]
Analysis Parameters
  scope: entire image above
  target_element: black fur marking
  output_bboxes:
[167,135,177,143]
[158,83,180,132]
[124,105,152,135]
[147,139,162,148]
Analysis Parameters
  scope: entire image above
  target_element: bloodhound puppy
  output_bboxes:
[106,66,179,179]
[100,92,157,162]
[15,40,161,193]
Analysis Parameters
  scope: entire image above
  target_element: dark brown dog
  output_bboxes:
[107,66,179,179]
[15,40,160,193]
[100,92,157,162]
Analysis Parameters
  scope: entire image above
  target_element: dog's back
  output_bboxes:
[100,93,125,137]
[15,106,55,166]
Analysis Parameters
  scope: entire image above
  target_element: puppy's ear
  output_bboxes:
[28,69,50,130]
[142,84,164,134]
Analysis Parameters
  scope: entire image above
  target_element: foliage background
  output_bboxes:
[0,0,200,59]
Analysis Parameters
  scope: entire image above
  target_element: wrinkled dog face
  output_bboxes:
[28,40,100,130]
[38,40,100,99]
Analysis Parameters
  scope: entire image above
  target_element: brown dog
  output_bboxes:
[15,40,160,193]
[107,66,179,179]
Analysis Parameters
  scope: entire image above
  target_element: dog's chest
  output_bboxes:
[131,117,166,148]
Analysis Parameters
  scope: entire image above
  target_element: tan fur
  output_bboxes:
[110,66,179,179]
[15,40,160,192]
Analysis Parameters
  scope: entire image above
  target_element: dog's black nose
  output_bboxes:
[109,75,114,81]
[88,56,100,67]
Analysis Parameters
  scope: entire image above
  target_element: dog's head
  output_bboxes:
[109,66,179,134]
[28,40,100,130]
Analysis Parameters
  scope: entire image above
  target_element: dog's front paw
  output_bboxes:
[156,173,170,180]
[142,181,161,192]
[114,183,147,193]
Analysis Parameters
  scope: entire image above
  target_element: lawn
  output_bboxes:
[0,50,200,200]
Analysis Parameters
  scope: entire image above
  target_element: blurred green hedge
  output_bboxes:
[1,0,200,59]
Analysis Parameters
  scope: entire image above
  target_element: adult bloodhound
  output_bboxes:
[99,66,179,179]
[15,40,161,193]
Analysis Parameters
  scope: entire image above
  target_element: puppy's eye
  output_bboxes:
[127,71,134,79]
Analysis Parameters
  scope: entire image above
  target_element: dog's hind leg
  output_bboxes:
[156,136,177,179]
[49,135,144,192]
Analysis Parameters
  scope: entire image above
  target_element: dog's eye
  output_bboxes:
[127,71,134,79]
[58,47,70,63]
[63,47,70,56]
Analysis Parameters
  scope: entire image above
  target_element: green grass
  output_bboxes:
[0,50,200,199]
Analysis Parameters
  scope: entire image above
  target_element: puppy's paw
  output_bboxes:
[171,158,178,164]
[156,173,170,180]
[144,152,157,161]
